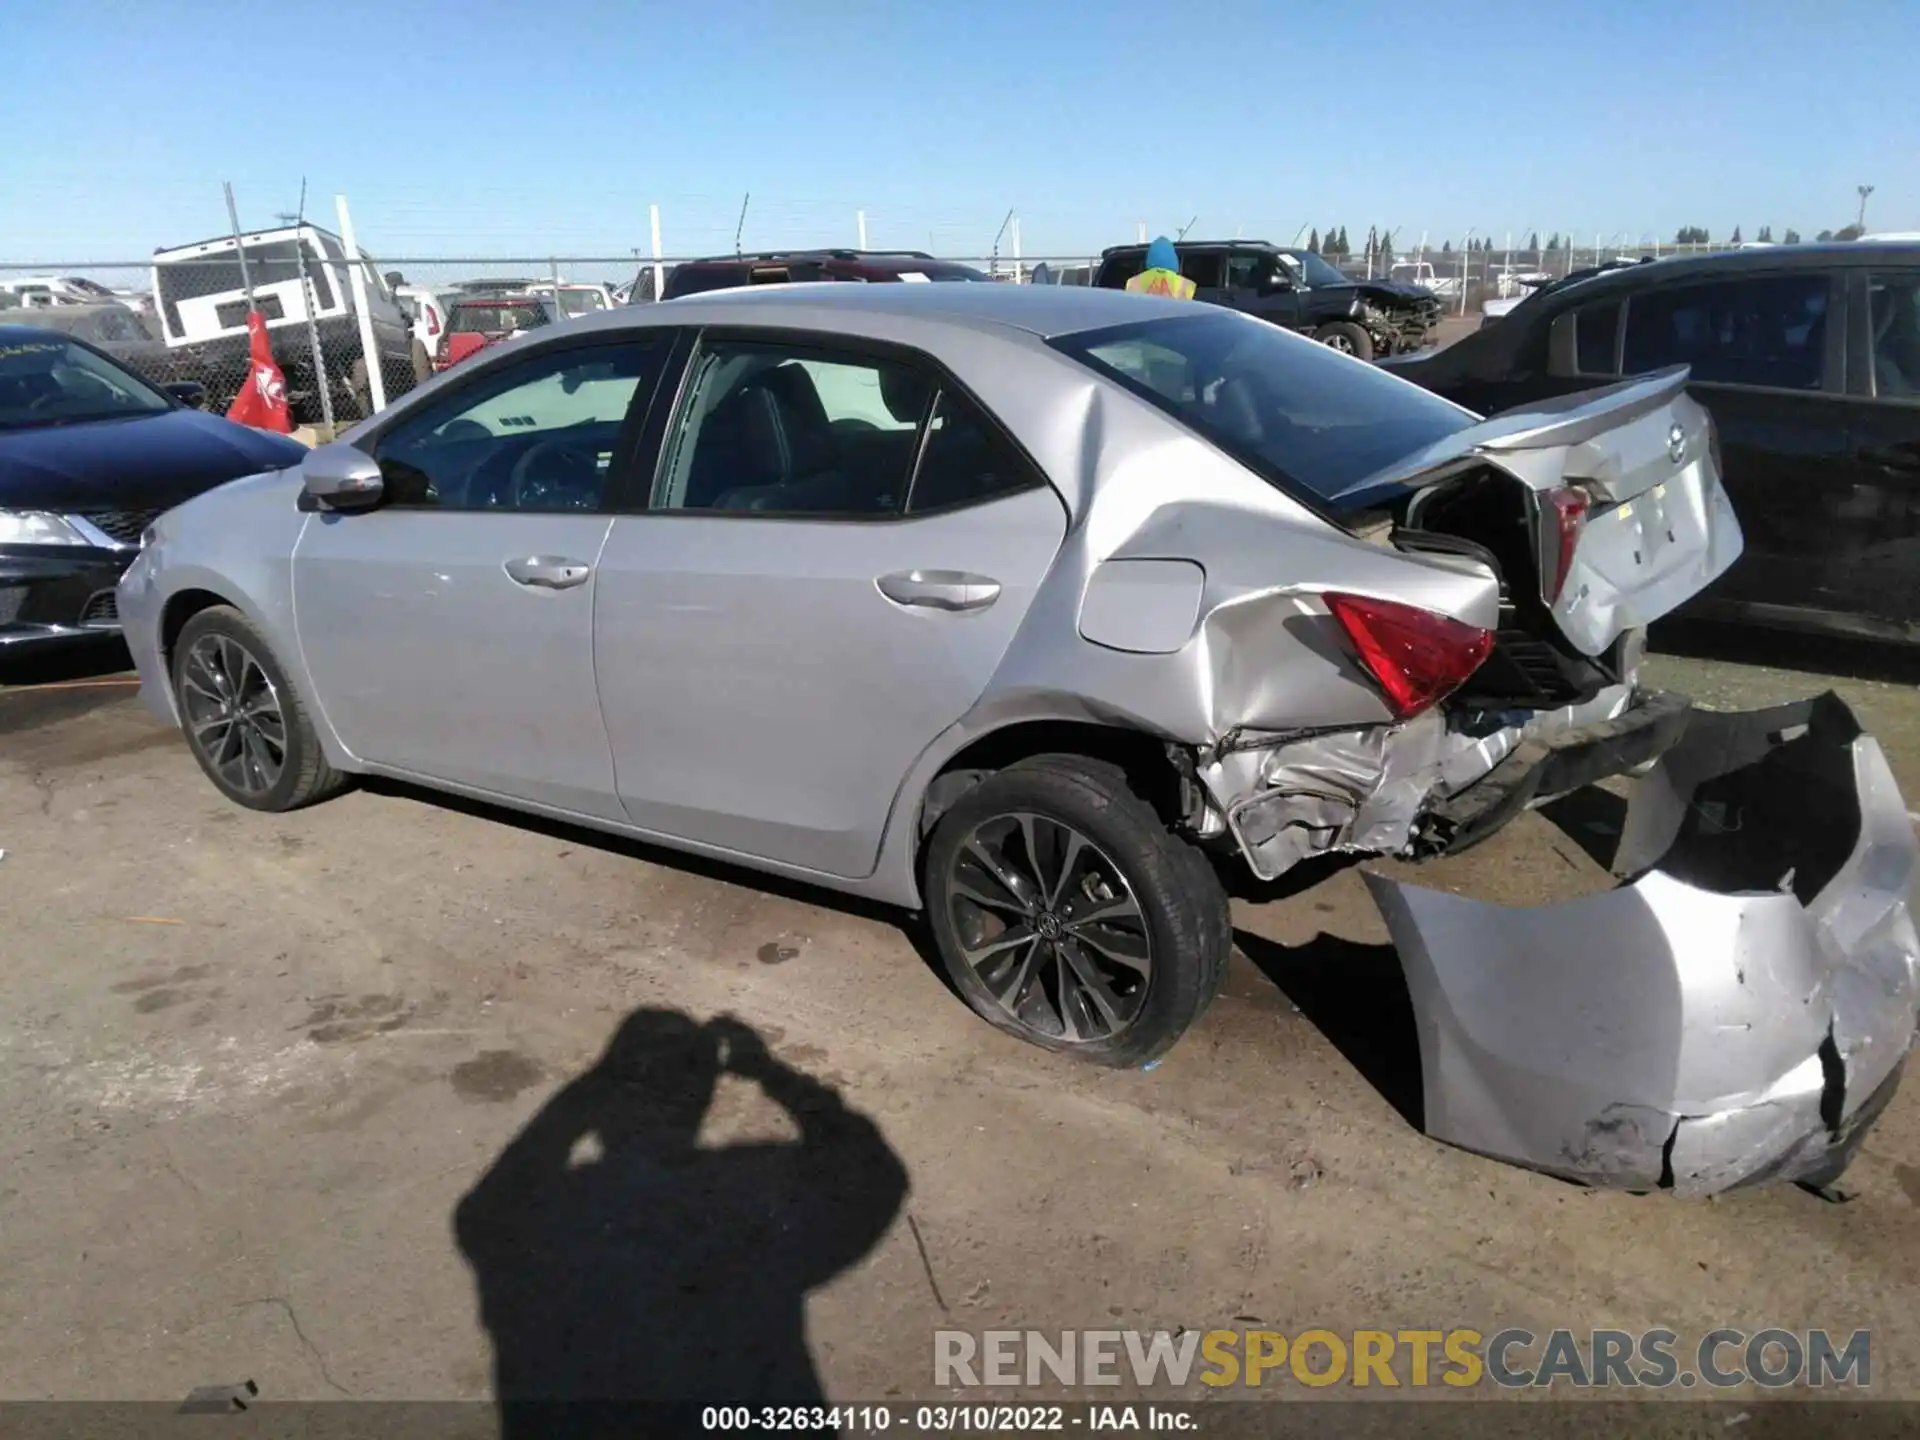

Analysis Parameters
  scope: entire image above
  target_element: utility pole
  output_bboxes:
[1857,184,1875,232]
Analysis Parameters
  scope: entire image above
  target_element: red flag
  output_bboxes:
[225,310,293,433]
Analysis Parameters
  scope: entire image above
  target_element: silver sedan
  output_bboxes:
[118,283,1917,1195]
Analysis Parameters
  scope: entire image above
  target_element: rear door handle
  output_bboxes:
[1859,447,1920,476]
[504,555,592,590]
[875,569,1001,612]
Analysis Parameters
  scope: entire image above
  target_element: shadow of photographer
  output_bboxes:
[455,1008,909,1436]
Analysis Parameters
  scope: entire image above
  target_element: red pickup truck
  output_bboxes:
[434,297,562,372]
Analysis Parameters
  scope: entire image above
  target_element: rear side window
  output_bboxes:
[1574,300,1621,375]
[1181,252,1225,288]
[1098,253,1145,289]
[1622,274,1830,390]
[906,389,1046,514]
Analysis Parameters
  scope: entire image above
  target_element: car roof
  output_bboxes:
[563,281,1200,342]
[1101,239,1279,256]
[1524,241,1920,305]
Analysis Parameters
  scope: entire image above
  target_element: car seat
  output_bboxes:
[694,363,844,511]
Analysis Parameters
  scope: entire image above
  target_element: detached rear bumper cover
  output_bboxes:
[1366,694,1918,1195]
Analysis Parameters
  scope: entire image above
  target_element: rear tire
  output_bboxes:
[171,605,347,813]
[923,754,1231,1068]
[1314,321,1375,360]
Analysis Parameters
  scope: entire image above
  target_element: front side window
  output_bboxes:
[1225,253,1270,290]
[1054,311,1473,504]
[655,341,934,516]
[0,335,171,431]
[1868,272,1920,400]
[371,341,665,511]
[1621,274,1830,390]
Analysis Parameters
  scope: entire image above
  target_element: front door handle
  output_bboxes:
[875,569,1001,613]
[504,555,592,590]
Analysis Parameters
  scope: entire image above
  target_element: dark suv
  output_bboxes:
[1382,243,1920,641]
[645,250,994,302]
[1093,240,1441,359]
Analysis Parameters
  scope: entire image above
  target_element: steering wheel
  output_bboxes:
[498,435,602,511]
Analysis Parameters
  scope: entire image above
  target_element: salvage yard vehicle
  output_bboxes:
[1094,240,1441,358]
[150,224,415,422]
[653,250,993,301]
[435,296,563,372]
[1385,242,1920,641]
[0,322,305,657]
[118,284,1916,1196]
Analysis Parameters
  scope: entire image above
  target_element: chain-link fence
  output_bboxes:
[0,228,1790,431]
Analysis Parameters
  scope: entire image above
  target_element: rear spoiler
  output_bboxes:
[1331,366,1693,503]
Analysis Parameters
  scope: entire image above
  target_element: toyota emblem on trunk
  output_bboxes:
[1668,424,1687,464]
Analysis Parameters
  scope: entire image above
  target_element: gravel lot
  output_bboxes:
[2,623,1918,1412]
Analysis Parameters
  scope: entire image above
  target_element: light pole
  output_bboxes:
[1857,185,1875,233]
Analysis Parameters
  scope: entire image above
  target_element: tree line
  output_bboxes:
[1296,221,1866,264]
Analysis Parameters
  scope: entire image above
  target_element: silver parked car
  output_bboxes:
[118,284,1917,1196]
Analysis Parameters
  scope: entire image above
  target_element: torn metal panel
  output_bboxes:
[1364,693,1920,1195]
[1200,683,1649,882]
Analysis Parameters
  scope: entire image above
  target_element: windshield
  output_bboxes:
[0,334,173,431]
[556,288,608,316]
[450,303,549,334]
[1052,312,1472,505]
[1282,251,1351,288]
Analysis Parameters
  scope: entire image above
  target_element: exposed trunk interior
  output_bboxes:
[1392,466,1624,712]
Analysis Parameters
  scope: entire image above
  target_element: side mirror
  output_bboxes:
[164,380,207,409]
[298,440,384,512]
[1260,274,1293,294]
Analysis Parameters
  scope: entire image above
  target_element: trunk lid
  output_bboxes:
[1333,367,1743,657]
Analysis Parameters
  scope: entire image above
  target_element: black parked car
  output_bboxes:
[1383,243,1920,640]
[1093,240,1441,358]
[1,323,307,660]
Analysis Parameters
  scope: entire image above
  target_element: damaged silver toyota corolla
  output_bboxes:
[118,284,1915,1195]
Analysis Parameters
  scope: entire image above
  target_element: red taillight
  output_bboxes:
[1543,485,1591,603]
[1324,592,1493,720]
[426,308,440,336]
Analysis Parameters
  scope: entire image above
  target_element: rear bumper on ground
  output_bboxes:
[1367,693,1918,1195]
[0,546,130,650]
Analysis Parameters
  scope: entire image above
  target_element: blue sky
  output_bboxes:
[4,0,1914,264]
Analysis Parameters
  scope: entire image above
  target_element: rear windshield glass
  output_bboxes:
[1051,311,1471,502]
[891,263,992,282]
[555,288,607,315]
[450,303,548,334]
[664,267,752,299]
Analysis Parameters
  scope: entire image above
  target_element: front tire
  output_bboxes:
[171,606,347,812]
[923,755,1231,1068]
[1314,320,1375,360]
